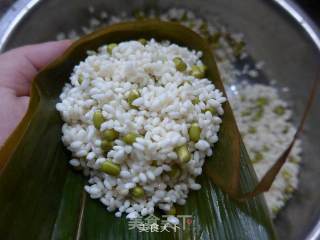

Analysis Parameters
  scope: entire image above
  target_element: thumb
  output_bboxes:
[0,40,72,96]
[13,40,73,70]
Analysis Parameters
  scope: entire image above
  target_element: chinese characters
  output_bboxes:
[128,214,192,232]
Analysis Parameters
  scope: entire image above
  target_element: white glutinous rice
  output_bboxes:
[228,83,301,215]
[56,7,303,218]
[57,39,226,219]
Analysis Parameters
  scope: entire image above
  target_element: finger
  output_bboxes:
[16,40,73,70]
[0,40,72,96]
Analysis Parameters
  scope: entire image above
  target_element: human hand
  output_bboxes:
[0,40,72,146]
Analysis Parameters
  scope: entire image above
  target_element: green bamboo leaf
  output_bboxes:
[0,21,276,239]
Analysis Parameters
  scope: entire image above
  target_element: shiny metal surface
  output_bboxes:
[0,0,319,239]
[274,0,320,49]
[0,0,39,50]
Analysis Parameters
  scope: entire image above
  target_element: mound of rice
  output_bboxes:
[56,39,226,221]
[229,83,301,214]
[56,7,303,217]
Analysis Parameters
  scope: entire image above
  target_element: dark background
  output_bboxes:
[0,0,320,26]
[296,0,320,24]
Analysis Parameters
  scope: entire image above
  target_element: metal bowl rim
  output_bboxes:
[0,0,319,239]
[0,0,319,52]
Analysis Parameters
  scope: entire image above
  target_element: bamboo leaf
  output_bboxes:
[0,21,276,239]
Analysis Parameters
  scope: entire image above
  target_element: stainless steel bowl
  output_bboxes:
[0,0,319,239]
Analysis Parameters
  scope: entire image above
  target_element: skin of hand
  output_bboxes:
[0,40,72,146]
